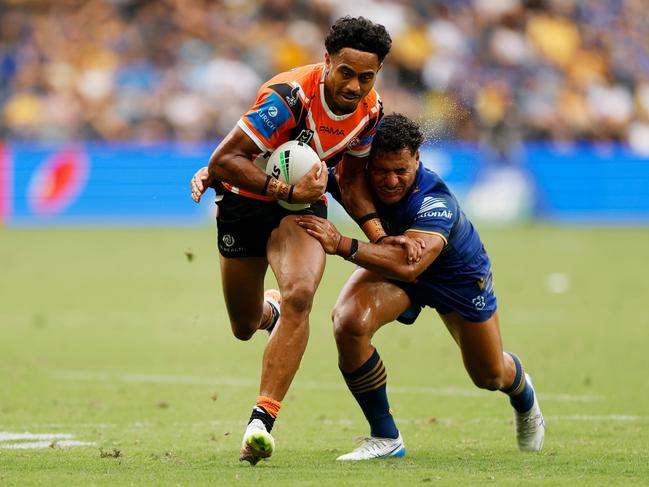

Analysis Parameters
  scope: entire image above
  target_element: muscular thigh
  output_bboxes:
[334,268,412,336]
[266,215,326,296]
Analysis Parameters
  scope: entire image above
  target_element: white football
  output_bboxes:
[266,140,322,210]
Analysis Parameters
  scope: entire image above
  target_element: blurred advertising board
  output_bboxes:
[1,141,648,226]
[1,142,213,226]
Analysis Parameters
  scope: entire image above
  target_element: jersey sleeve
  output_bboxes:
[346,97,383,158]
[237,83,300,152]
[406,193,457,246]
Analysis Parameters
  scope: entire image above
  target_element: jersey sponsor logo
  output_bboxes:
[268,106,278,117]
[348,137,360,149]
[296,129,314,144]
[417,196,452,218]
[319,125,344,135]
[256,108,277,130]
[419,210,453,218]
[418,196,447,213]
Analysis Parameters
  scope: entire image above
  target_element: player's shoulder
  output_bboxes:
[262,63,323,95]
[406,167,457,214]
[360,87,382,115]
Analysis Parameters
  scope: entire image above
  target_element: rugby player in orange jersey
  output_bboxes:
[190,17,407,465]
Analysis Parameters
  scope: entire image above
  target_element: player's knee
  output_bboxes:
[469,368,507,391]
[332,306,369,344]
[230,321,257,341]
[282,281,315,316]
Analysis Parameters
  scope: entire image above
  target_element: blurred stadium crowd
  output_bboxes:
[2,0,649,152]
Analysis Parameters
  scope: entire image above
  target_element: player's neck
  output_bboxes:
[322,85,344,115]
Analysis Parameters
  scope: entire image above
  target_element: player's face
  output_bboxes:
[324,48,381,114]
[368,148,419,204]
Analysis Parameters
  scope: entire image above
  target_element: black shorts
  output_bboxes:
[216,191,328,258]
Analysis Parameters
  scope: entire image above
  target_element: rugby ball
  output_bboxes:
[266,140,322,211]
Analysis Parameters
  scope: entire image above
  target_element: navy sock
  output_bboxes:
[341,349,399,439]
[502,352,535,413]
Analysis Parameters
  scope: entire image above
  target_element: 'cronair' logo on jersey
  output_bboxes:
[417,196,453,219]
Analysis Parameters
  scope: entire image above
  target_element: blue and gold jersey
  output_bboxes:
[376,162,490,288]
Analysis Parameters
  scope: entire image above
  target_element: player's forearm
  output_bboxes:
[208,154,292,201]
[335,236,418,282]
[339,169,387,243]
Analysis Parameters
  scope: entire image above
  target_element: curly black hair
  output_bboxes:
[372,113,424,155]
[324,16,392,63]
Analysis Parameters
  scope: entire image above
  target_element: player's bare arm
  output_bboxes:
[296,215,443,281]
[337,153,387,242]
[190,126,327,203]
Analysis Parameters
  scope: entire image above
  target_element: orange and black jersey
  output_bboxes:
[226,63,383,200]
[239,63,382,164]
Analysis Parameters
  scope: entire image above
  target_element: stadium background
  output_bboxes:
[2,1,649,484]
[2,0,649,226]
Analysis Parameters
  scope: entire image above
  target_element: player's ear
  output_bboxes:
[325,52,331,70]
[415,149,420,163]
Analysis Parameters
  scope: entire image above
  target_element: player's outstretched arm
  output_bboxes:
[296,215,443,281]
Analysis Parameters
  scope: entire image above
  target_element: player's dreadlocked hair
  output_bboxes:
[372,113,424,156]
[325,16,392,63]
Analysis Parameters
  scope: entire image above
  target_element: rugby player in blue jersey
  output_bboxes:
[297,114,545,460]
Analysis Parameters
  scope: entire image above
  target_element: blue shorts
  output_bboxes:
[392,266,497,324]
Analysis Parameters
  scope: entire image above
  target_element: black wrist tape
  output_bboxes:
[261,175,272,196]
[356,212,379,226]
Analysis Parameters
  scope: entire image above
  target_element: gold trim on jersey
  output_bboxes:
[406,229,448,246]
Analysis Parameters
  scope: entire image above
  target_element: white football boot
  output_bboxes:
[239,419,275,466]
[336,433,406,461]
[514,373,545,452]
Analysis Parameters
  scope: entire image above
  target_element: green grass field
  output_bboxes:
[1,225,648,486]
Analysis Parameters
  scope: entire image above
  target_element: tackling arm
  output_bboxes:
[296,215,444,282]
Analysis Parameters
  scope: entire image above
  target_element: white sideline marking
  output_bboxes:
[548,415,649,422]
[0,432,73,441]
[1,440,96,450]
[54,370,601,402]
[0,432,96,450]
